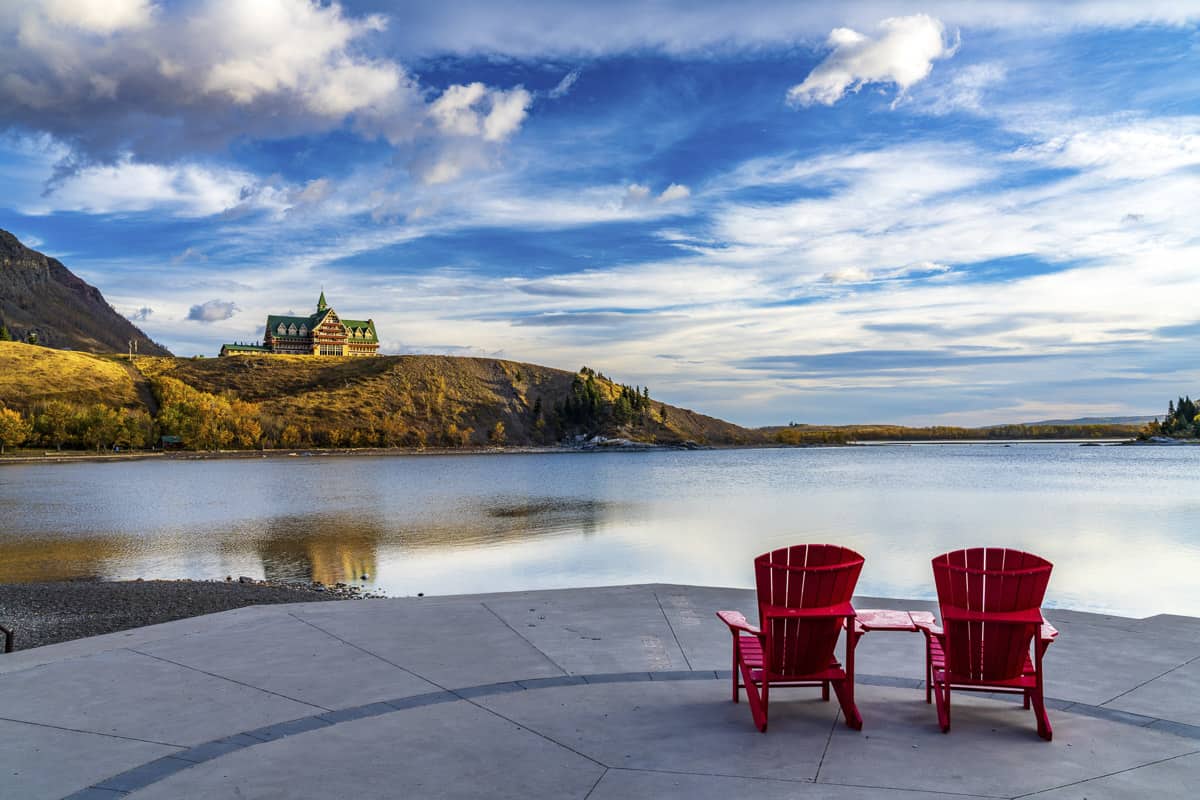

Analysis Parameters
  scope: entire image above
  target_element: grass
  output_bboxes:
[0,342,140,411]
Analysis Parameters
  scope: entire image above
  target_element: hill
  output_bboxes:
[0,345,764,450]
[0,341,143,410]
[137,355,761,448]
[0,229,169,355]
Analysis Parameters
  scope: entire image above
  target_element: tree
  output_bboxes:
[35,401,74,450]
[0,323,11,341]
[0,408,32,454]
[77,405,123,451]
[25,331,38,345]
[488,421,506,445]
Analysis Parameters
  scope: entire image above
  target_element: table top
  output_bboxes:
[856,609,936,632]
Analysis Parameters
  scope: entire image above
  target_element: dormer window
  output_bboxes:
[288,323,297,335]
[276,323,286,335]
[299,324,308,336]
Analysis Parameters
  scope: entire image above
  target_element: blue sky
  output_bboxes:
[1,1,1199,426]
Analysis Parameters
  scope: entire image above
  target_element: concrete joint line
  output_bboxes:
[284,611,449,692]
[1099,650,1200,706]
[58,670,1200,800]
[126,647,331,713]
[653,591,693,671]
[479,601,570,675]
[1010,748,1200,798]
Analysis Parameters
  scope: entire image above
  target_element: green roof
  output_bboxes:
[220,343,270,353]
[261,298,377,344]
[341,318,378,343]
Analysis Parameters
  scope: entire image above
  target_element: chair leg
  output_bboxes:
[731,646,740,703]
[740,661,768,732]
[822,680,830,701]
[831,678,863,730]
[1023,690,1031,710]
[932,673,951,732]
[1031,678,1052,741]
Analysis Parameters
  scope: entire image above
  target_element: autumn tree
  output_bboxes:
[0,408,32,453]
[488,421,506,445]
[34,400,74,450]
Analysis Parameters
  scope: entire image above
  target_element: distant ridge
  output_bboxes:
[0,229,170,355]
[1019,416,1157,426]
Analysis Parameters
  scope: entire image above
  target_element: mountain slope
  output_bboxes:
[0,344,763,448]
[138,355,763,447]
[0,229,170,355]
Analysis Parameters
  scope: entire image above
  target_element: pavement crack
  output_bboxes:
[1100,650,1200,706]
[480,601,569,675]
[126,647,331,712]
[1010,748,1200,797]
[653,592,693,671]
[0,713,186,749]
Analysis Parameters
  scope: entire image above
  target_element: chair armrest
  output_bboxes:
[716,610,760,636]
[1040,622,1059,643]
[914,619,943,637]
[760,601,855,621]
[941,605,1044,625]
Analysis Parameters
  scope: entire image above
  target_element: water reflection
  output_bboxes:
[1,448,1198,616]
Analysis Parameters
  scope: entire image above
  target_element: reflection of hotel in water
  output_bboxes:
[258,533,378,586]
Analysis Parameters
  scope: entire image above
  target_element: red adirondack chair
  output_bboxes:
[716,544,864,732]
[916,548,1059,740]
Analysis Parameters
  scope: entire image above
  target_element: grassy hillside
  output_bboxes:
[135,354,761,448]
[0,341,141,410]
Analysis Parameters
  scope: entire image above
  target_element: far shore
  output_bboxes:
[7,436,1191,467]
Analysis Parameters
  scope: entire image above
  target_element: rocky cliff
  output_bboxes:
[0,229,170,355]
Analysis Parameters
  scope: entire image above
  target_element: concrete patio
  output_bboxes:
[1,584,1198,799]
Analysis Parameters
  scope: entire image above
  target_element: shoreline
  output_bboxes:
[0,578,372,652]
[3,437,1176,466]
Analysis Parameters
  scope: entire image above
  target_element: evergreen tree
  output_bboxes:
[0,323,11,341]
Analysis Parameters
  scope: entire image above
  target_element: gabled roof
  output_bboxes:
[340,318,378,343]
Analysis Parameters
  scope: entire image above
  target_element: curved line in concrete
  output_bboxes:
[63,670,1200,799]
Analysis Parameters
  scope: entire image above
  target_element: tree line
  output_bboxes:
[1141,395,1199,439]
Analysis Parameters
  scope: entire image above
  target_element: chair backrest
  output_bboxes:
[932,547,1053,681]
[755,544,864,677]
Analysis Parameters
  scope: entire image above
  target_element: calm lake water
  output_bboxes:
[2,445,1198,617]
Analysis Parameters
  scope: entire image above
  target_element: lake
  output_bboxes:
[2,445,1198,617]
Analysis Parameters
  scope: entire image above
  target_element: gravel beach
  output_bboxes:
[0,579,349,652]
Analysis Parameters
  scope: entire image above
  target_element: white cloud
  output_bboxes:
[42,0,155,35]
[0,0,530,187]
[1011,119,1200,180]
[482,87,533,142]
[429,82,532,142]
[187,299,239,322]
[622,182,690,208]
[658,183,690,202]
[26,158,256,217]
[787,14,958,107]
[621,183,652,208]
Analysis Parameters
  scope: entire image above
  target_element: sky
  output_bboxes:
[1,1,1199,427]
